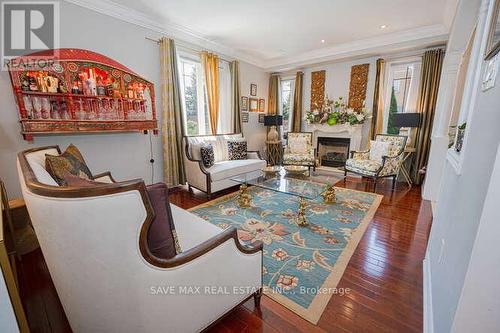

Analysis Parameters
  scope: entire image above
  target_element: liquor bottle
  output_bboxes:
[87,69,97,96]
[29,76,39,91]
[96,75,106,96]
[72,80,80,94]
[21,77,30,91]
[127,85,135,99]
[105,74,114,97]
[58,81,67,94]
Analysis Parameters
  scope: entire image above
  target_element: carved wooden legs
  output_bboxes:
[253,288,262,308]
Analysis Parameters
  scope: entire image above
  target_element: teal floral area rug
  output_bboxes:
[189,184,382,324]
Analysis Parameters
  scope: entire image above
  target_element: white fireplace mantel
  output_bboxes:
[305,123,364,152]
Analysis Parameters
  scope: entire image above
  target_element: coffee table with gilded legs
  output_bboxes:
[231,168,335,227]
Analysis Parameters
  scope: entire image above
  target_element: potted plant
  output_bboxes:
[455,122,466,152]
[305,96,367,126]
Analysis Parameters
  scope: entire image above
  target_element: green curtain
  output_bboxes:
[292,71,303,132]
[230,61,242,133]
[160,37,186,186]
[411,49,444,184]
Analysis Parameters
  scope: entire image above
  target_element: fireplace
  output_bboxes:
[317,137,350,168]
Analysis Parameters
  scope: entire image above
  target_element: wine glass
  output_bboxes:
[23,96,33,119]
[32,97,42,119]
[41,98,51,119]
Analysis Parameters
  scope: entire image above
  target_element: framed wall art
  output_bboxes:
[258,98,265,112]
[241,96,248,111]
[249,98,259,112]
[250,83,257,96]
[241,112,249,123]
[485,0,500,60]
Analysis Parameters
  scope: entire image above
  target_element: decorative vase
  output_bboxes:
[267,125,279,142]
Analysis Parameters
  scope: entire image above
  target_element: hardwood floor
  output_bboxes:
[16,177,432,333]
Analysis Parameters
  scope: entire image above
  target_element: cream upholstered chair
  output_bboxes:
[344,134,407,192]
[17,146,263,333]
[283,132,316,171]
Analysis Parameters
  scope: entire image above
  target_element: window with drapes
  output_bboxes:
[280,78,295,137]
[177,51,231,135]
[383,60,421,134]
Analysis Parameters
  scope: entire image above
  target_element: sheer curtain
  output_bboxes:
[217,60,233,134]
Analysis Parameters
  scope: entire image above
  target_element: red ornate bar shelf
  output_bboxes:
[7,48,158,141]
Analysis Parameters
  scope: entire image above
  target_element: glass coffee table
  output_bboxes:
[230,167,337,227]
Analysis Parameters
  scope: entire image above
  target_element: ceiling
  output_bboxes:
[68,0,458,71]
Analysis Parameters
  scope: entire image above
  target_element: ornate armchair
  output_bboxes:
[344,134,407,192]
[283,132,316,171]
[17,146,263,332]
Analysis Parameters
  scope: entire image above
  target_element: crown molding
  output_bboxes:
[63,0,266,68]
[263,24,450,72]
[64,0,450,72]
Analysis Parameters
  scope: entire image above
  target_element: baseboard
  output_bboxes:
[430,201,437,216]
[423,258,434,333]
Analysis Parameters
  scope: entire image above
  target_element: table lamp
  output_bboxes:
[264,115,283,142]
[392,113,421,147]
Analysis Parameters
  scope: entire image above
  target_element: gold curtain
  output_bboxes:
[370,59,385,139]
[268,74,280,115]
[201,51,220,134]
[230,60,242,133]
[160,37,186,186]
[292,71,303,132]
[411,49,444,184]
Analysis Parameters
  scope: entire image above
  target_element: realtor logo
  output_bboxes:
[1,1,60,70]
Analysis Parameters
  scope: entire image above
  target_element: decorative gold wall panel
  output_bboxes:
[310,70,326,111]
[348,64,369,110]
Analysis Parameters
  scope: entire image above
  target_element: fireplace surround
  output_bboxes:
[317,137,350,168]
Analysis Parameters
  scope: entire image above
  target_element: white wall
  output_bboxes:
[239,62,269,154]
[301,57,378,149]
[425,1,500,332]
[451,143,500,332]
[423,0,482,201]
[0,2,268,197]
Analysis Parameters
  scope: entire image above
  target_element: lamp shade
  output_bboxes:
[264,115,283,126]
[392,113,421,128]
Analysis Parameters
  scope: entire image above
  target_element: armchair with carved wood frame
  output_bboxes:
[344,134,407,192]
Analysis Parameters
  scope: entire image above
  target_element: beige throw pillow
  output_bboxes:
[369,140,392,163]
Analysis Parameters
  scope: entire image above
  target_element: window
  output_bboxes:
[178,56,209,135]
[178,52,232,135]
[383,61,421,134]
[280,79,295,137]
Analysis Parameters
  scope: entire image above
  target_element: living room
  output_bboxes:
[1,0,499,332]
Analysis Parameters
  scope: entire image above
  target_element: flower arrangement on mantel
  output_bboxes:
[305,96,368,126]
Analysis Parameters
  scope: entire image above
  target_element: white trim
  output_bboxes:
[449,0,496,174]
[264,24,449,72]
[423,258,434,333]
[63,0,262,68]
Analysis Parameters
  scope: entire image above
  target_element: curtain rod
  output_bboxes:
[145,36,233,63]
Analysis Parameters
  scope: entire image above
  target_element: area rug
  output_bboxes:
[189,184,382,324]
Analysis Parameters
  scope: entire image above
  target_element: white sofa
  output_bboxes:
[17,146,263,333]
[184,134,266,198]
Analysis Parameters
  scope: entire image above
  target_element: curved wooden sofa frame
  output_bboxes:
[18,146,263,270]
[183,134,263,199]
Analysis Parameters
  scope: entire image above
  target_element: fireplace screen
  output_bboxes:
[317,137,350,167]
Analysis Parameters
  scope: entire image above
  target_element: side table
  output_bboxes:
[399,147,416,187]
[266,140,282,166]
